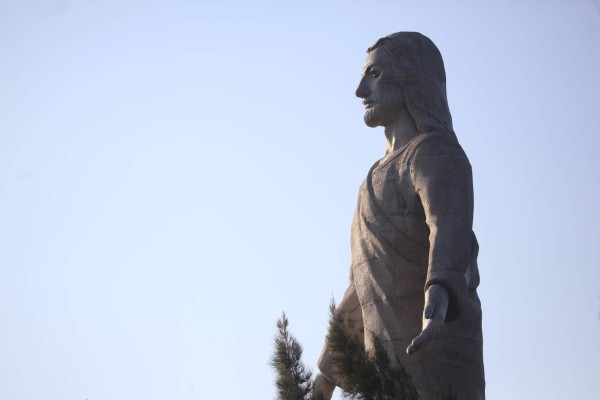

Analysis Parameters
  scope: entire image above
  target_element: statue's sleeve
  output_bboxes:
[409,137,473,321]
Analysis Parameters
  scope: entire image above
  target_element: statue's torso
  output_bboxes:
[347,132,485,398]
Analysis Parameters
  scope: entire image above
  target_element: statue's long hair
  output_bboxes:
[368,32,455,136]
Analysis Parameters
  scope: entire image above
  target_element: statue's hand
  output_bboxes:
[312,372,335,400]
[406,284,448,355]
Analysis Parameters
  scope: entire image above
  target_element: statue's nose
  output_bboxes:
[355,77,369,98]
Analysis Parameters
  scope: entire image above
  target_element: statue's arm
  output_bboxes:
[406,138,474,353]
[315,284,363,397]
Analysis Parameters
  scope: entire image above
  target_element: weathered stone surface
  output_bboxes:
[314,32,485,400]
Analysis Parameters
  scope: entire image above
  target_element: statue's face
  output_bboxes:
[355,48,404,128]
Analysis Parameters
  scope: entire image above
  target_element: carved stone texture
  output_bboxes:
[314,32,485,400]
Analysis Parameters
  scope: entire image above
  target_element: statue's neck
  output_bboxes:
[383,109,419,155]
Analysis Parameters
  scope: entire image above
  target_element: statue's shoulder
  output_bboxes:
[407,131,468,161]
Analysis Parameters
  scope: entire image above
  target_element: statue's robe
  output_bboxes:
[318,131,485,400]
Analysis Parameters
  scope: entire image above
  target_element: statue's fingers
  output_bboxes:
[406,332,428,355]
[407,314,445,355]
[407,323,434,354]
[423,299,437,319]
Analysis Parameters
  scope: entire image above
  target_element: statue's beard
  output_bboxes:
[363,90,404,128]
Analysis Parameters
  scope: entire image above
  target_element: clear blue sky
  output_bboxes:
[1,1,599,399]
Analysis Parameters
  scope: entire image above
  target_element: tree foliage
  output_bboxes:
[271,312,323,400]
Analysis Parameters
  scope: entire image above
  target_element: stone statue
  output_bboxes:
[313,32,485,399]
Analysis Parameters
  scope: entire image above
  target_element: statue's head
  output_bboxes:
[355,32,454,134]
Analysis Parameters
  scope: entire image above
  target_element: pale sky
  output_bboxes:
[1,1,599,399]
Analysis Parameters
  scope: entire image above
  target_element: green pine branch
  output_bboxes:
[271,312,324,400]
